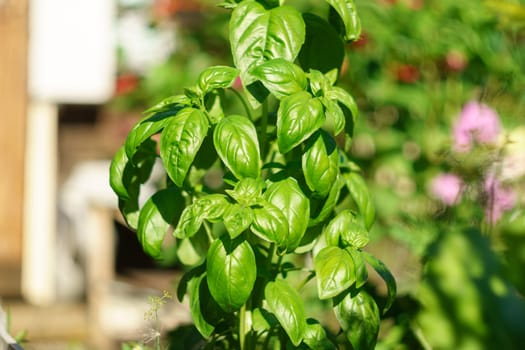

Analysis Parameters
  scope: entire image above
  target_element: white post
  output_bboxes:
[21,101,58,305]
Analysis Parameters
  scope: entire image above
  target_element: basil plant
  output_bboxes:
[110,0,396,349]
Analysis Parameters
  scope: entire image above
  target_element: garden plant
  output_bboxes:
[109,0,396,349]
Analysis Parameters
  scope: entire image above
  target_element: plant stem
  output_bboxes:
[260,99,269,157]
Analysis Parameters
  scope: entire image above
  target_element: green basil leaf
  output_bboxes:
[277,91,324,154]
[251,59,307,99]
[303,319,337,350]
[346,247,368,289]
[174,194,231,239]
[223,203,253,239]
[252,308,278,334]
[174,203,204,239]
[203,91,225,125]
[264,178,310,252]
[177,264,205,302]
[314,246,356,300]
[324,209,369,249]
[143,94,191,115]
[265,280,307,346]
[309,69,333,98]
[230,1,305,87]
[111,140,157,230]
[110,146,132,200]
[125,109,180,162]
[251,201,289,247]
[302,131,339,198]
[325,0,361,42]
[333,290,380,350]
[198,65,240,93]
[322,98,345,136]
[160,108,209,187]
[344,172,375,230]
[177,228,209,267]
[213,115,261,180]
[226,177,265,206]
[362,251,397,314]
[309,175,344,227]
[197,194,231,223]
[326,86,358,133]
[137,187,184,259]
[188,274,223,337]
[299,13,345,74]
[207,236,257,312]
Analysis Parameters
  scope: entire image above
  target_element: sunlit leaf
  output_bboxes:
[302,131,339,198]
[198,65,240,93]
[314,246,356,299]
[333,289,380,350]
[251,59,307,99]
[207,235,257,312]
[325,0,362,42]
[137,187,184,259]
[160,108,209,187]
[362,251,396,314]
[264,178,310,252]
[214,115,261,179]
[277,91,324,154]
[230,1,305,87]
[265,280,307,346]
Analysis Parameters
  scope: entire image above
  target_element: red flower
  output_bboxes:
[115,73,139,96]
[392,63,420,83]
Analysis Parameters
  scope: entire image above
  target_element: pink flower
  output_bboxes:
[452,101,501,152]
[430,173,463,205]
[484,175,516,223]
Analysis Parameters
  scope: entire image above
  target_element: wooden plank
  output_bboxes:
[0,0,28,269]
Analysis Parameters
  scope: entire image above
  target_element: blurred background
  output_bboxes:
[1,0,525,349]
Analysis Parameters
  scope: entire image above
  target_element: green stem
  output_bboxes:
[240,303,247,350]
[296,271,315,291]
[260,99,269,157]
[267,243,276,270]
[230,88,253,120]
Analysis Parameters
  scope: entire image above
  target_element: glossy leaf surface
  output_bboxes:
[324,209,369,249]
[251,201,288,247]
[264,178,310,252]
[303,319,337,350]
[314,246,356,299]
[347,247,368,289]
[198,65,239,93]
[213,115,261,180]
[160,108,209,187]
[362,251,397,314]
[333,290,380,350]
[302,131,339,197]
[277,91,324,154]
[188,274,223,337]
[265,280,307,346]
[251,59,307,99]
[137,187,184,259]
[325,0,361,42]
[206,236,257,312]
[125,109,179,162]
[230,1,305,86]
[223,203,253,239]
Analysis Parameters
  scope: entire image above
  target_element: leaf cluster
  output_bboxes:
[109,1,396,349]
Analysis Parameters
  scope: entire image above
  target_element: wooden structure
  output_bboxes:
[0,0,28,296]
